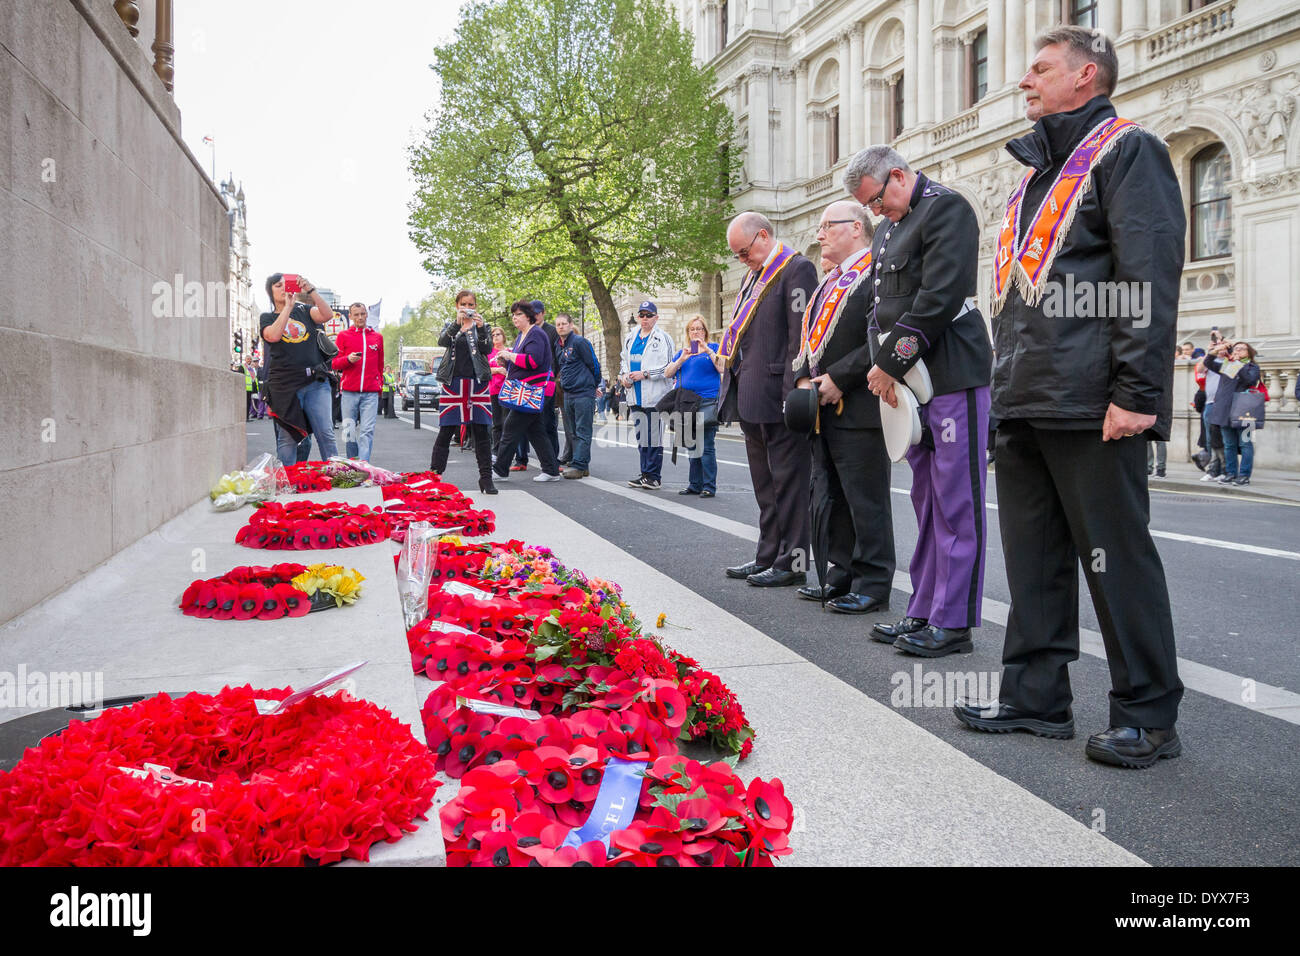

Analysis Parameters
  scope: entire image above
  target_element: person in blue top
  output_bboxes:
[663,315,726,497]
[554,312,602,479]
[619,302,675,489]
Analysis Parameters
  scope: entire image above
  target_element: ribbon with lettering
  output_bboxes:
[560,756,648,849]
[793,248,873,370]
[719,243,797,365]
[992,116,1141,314]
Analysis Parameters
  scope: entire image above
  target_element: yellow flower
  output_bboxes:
[656,613,666,628]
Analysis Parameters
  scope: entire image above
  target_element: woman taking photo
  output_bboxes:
[259,273,338,466]
[1203,339,1263,486]
[491,301,562,483]
[431,290,496,494]
[663,314,724,498]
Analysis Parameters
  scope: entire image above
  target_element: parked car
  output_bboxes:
[401,372,441,410]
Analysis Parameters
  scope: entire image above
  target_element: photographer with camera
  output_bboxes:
[430,290,496,493]
[259,272,339,466]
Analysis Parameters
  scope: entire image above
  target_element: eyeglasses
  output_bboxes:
[818,219,858,231]
[637,311,655,318]
[865,172,895,210]
[733,230,764,260]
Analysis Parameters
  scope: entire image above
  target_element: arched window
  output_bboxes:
[1191,143,1231,260]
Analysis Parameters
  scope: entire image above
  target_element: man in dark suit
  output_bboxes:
[721,212,818,587]
[792,201,894,613]
[847,146,994,658]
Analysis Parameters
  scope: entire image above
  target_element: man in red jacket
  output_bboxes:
[332,302,385,461]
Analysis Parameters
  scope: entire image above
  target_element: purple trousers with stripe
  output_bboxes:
[904,386,990,629]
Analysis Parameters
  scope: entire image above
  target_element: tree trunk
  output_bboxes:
[586,274,624,381]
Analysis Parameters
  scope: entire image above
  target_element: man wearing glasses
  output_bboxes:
[845,146,993,657]
[792,201,895,614]
[720,212,818,588]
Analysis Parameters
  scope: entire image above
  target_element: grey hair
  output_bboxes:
[844,146,912,194]
[1035,25,1118,96]
[730,211,775,236]
[836,202,875,242]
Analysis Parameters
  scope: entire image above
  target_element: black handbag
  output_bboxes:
[1229,389,1265,430]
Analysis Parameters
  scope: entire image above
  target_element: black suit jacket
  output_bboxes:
[720,252,819,425]
[869,173,992,396]
[792,275,880,430]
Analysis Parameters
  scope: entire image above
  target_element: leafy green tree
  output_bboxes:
[409,0,737,374]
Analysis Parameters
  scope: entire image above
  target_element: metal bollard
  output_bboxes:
[413,385,420,429]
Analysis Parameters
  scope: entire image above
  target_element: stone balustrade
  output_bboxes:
[1147,0,1237,62]
[931,109,979,149]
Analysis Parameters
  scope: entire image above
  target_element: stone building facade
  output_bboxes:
[614,0,1300,467]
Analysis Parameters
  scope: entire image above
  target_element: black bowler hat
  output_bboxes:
[784,384,820,436]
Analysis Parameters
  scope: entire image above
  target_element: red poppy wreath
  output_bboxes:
[179,564,365,621]
[235,501,389,550]
[0,685,440,866]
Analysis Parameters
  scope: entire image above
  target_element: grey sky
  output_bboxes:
[172,0,468,323]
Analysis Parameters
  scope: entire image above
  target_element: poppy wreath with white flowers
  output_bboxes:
[235,500,389,550]
[0,686,440,866]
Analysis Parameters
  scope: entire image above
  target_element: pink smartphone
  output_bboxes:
[283,274,301,294]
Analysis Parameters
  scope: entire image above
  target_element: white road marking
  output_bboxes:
[889,487,1300,561]
[584,476,1300,726]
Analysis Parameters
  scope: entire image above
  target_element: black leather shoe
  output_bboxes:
[895,626,973,657]
[678,488,700,495]
[747,568,807,588]
[796,583,848,602]
[825,593,888,615]
[1085,726,1181,768]
[953,700,1075,739]
[872,616,928,644]
[726,561,767,580]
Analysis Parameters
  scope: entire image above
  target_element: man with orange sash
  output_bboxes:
[846,148,994,657]
[721,212,818,587]
[953,27,1185,769]
[792,201,894,613]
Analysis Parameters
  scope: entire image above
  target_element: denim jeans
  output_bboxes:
[274,379,337,466]
[630,405,663,479]
[1222,425,1254,478]
[563,393,596,470]
[340,390,379,461]
[687,419,718,493]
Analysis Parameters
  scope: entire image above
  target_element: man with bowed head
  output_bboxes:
[791,200,895,614]
[954,26,1185,769]
[721,212,818,588]
[845,146,993,657]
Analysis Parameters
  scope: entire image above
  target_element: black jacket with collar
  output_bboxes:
[792,268,881,429]
[990,95,1185,441]
[719,251,819,425]
[868,172,993,397]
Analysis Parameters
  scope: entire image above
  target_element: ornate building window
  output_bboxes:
[971,30,988,105]
[720,1,728,52]
[1191,143,1232,261]
[1068,0,1098,28]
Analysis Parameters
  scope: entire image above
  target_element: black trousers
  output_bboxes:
[491,395,504,455]
[560,397,576,463]
[493,408,559,478]
[543,393,560,458]
[812,425,895,599]
[431,422,492,478]
[739,419,811,572]
[995,421,1183,728]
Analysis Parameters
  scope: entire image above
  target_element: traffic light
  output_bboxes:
[233,330,243,355]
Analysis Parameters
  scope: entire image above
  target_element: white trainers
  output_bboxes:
[533,472,562,482]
